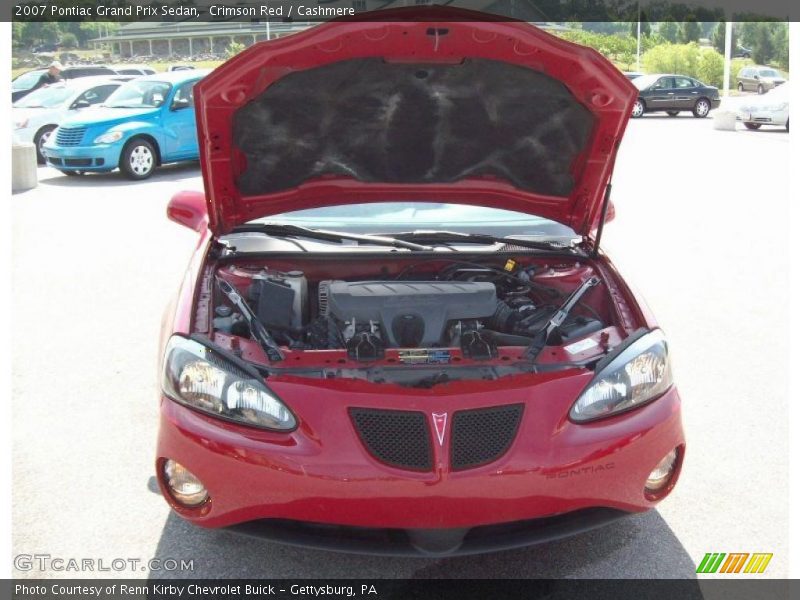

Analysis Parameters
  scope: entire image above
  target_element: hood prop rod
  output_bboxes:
[592,182,612,258]
[524,276,601,361]
[216,277,284,362]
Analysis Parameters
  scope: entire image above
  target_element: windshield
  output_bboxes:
[633,74,660,90]
[104,80,171,108]
[14,85,74,108]
[249,202,578,240]
[12,70,45,90]
[759,69,781,78]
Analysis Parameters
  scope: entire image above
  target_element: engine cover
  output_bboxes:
[324,281,497,347]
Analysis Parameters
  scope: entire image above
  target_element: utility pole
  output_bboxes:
[636,1,642,71]
[723,21,733,96]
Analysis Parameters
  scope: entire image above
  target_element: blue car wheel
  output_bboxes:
[121,138,157,180]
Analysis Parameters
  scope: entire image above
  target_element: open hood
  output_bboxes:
[194,7,636,240]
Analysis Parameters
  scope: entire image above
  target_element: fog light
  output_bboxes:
[645,449,678,493]
[163,459,208,507]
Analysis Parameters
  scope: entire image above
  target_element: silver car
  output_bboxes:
[736,66,787,94]
[737,83,790,131]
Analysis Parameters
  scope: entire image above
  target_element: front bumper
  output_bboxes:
[710,98,722,109]
[737,108,789,126]
[42,143,121,172]
[156,378,684,554]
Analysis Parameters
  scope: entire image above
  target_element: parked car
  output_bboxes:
[32,43,59,53]
[12,65,118,103]
[43,70,208,179]
[623,71,644,80]
[111,64,157,76]
[168,65,195,71]
[631,73,721,118]
[736,66,786,94]
[733,46,752,59]
[737,82,790,131]
[13,76,126,163]
[155,11,685,556]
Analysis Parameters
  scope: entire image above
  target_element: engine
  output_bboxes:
[322,280,497,344]
[217,266,606,362]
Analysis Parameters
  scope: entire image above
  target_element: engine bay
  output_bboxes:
[204,255,631,387]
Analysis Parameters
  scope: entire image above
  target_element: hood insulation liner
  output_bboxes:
[232,58,595,198]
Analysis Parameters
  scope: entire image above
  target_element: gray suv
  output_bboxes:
[737,66,787,94]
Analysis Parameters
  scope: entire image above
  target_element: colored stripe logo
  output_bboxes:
[697,553,773,574]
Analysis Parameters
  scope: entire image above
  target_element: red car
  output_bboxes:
[156,8,685,556]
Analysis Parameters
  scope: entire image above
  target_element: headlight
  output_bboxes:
[14,118,29,129]
[93,130,124,144]
[570,329,672,422]
[162,336,296,431]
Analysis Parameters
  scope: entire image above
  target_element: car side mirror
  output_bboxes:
[754,75,759,80]
[167,190,208,232]
[71,99,91,109]
[171,98,191,111]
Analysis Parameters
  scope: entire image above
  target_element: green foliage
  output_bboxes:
[60,33,78,49]
[225,41,245,59]
[697,48,724,87]
[680,21,702,44]
[13,20,120,50]
[752,23,775,65]
[772,24,789,70]
[711,21,736,55]
[630,19,651,38]
[642,42,700,78]
[658,21,679,43]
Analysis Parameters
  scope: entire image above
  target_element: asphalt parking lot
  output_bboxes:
[12,111,789,579]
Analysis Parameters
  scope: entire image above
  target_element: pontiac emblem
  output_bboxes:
[432,412,448,446]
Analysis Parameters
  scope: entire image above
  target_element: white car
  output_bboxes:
[13,76,126,162]
[110,64,156,76]
[738,83,790,131]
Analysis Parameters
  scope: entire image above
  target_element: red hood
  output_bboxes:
[194,7,636,238]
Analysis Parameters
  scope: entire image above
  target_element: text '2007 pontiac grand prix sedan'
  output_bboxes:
[155,7,685,556]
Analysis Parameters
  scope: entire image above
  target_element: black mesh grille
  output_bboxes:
[350,408,432,472]
[451,404,524,470]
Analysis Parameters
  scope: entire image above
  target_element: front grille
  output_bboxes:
[451,404,523,470]
[64,158,92,167]
[55,126,86,146]
[350,408,432,471]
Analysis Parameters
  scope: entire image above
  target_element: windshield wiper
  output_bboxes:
[232,223,434,251]
[387,230,578,252]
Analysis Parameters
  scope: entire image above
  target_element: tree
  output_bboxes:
[61,32,78,49]
[681,21,702,43]
[752,23,775,64]
[738,22,759,49]
[225,40,245,59]
[712,21,736,55]
[772,23,789,70]
[659,21,679,43]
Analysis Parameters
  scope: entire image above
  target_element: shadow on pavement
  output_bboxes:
[36,161,202,188]
[148,508,698,579]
